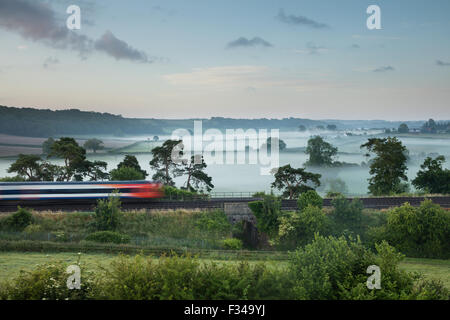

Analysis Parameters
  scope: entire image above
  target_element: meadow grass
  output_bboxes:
[0,252,448,289]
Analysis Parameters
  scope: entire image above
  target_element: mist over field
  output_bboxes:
[1,128,449,196]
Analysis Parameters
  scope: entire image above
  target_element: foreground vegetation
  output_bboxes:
[0,193,448,300]
[1,252,448,289]
[0,235,448,300]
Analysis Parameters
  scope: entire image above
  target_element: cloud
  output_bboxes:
[95,31,151,63]
[436,60,450,66]
[0,0,93,56]
[294,42,328,55]
[0,0,153,63]
[351,44,360,49]
[226,37,273,49]
[43,56,59,69]
[373,66,395,72]
[276,9,329,29]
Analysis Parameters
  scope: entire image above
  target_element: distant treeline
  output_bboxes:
[0,105,441,138]
[0,106,326,137]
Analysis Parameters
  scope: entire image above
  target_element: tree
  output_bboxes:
[361,137,409,195]
[153,136,159,142]
[305,136,338,167]
[48,137,86,181]
[398,123,409,134]
[7,154,42,181]
[325,178,349,196]
[421,119,437,133]
[38,162,64,181]
[278,205,329,249]
[181,155,214,192]
[298,190,323,211]
[150,140,183,186]
[117,155,147,178]
[42,137,55,155]
[266,137,287,151]
[83,138,104,153]
[93,196,122,231]
[271,165,321,199]
[298,125,307,132]
[412,156,450,194]
[110,166,145,181]
[76,160,109,181]
[326,124,337,131]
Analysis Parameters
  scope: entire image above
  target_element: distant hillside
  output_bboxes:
[0,105,430,138]
[0,106,326,137]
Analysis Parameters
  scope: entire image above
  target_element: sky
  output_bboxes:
[0,0,449,120]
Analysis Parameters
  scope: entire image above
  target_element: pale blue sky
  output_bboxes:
[0,0,449,120]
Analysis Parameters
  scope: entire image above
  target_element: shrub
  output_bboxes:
[95,254,294,300]
[164,186,206,200]
[85,231,130,244]
[369,200,450,258]
[0,260,95,300]
[330,196,364,236]
[278,205,330,249]
[6,207,34,231]
[109,166,145,181]
[194,210,231,234]
[93,196,122,231]
[248,194,281,238]
[298,190,323,211]
[221,238,243,250]
[0,176,26,182]
[288,234,449,300]
[23,224,43,234]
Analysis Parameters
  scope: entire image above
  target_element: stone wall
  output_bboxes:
[223,202,256,224]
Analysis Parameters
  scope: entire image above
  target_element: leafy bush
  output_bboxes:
[0,260,95,300]
[23,224,43,234]
[95,254,294,300]
[288,234,449,300]
[221,238,243,250]
[163,186,207,200]
[278,205,330,249]
[298,190,323,211]
[85,231,130,244]
[0,176,26,182]
[6,207,34,231]
[109,166,145,181]
[330,196,364,236]
[368,200,450,258]
[248,194,281,237]
[194,210,231,234]
[93,196,122,231]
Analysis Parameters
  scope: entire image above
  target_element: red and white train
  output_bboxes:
[0,181,164,201]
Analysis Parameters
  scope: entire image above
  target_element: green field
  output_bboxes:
[0,252,448,289]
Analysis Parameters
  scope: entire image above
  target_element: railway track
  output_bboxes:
[0,196,449,212]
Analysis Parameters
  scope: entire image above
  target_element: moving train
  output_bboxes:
[0,181,164,201]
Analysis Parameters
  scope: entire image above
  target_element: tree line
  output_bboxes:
[270,135,450,198]
[2,137,214,193]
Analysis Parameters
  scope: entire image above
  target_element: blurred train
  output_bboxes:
[0,181,164,201]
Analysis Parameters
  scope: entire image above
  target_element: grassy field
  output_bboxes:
[111,140,162,154]
[0,252,448,289]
